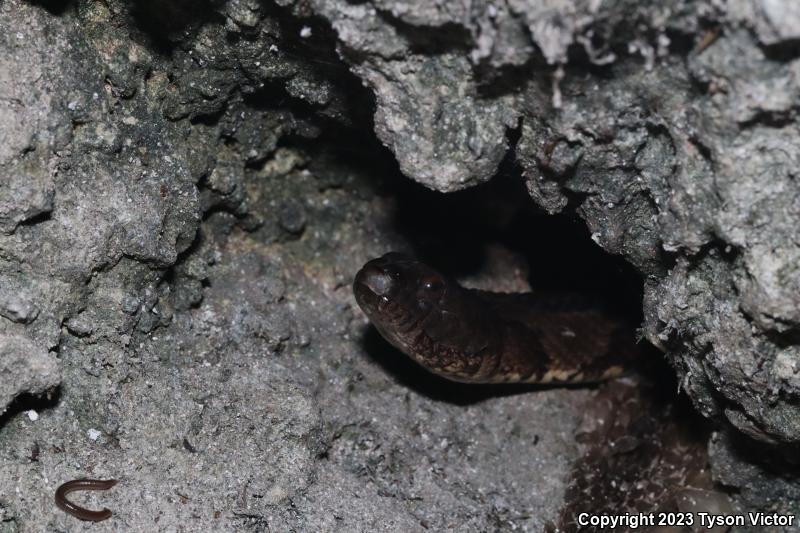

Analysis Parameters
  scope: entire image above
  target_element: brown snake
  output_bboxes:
[353,252,641,384]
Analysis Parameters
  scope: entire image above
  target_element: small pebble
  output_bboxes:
[278,202,306,235]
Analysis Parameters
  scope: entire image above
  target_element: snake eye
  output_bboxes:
[421,276,443,293]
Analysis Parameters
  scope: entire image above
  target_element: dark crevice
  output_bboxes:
[761,39,800,62]
[375,9,473,56]
[474,54,549,99]
[564,43,621,80]
[690,237,742,266]
[16,210,54,228]
[382,153,646,316]
[670,26,713,57]
[724,429,800,475]
[28,0,76,16]
[763,327,800,349]
[0,389,62,431]
[738,109,797,130]
[236,9,375,135]
[129,0,226,54]
[189,106,228,127]
[257,0,354,78]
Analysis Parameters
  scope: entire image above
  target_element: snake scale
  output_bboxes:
[353,252,641,384]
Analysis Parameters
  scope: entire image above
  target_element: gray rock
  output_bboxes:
[0,278,39,325]
[358,53,518,191]
[1,0,799,530]
[729,0,800,46]
[0,160,55,234]
[303,0,520,191]
[0,334,60,415]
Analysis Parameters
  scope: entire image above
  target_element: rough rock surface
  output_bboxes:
[1,0,799,531]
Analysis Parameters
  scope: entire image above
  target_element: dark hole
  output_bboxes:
[28,0,75,16]
[390,157,645,323]
[0,389,61,431]
[354,153,661,403]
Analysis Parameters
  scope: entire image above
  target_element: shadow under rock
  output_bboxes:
[0,388,62,431]
[28,0,76,15]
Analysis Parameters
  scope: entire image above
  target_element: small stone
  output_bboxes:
[65,314,93,337]
[0,296,39,324]
[278,201,306,235]
[121,295,141,314]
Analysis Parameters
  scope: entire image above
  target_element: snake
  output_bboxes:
[353,252,641,384]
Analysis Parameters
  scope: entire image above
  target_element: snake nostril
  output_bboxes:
[358,266,394,296]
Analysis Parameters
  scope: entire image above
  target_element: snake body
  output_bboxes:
[353,252,639,384]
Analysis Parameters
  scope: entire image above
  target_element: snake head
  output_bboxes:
[353,252,493,379]
[353,252,447,324]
